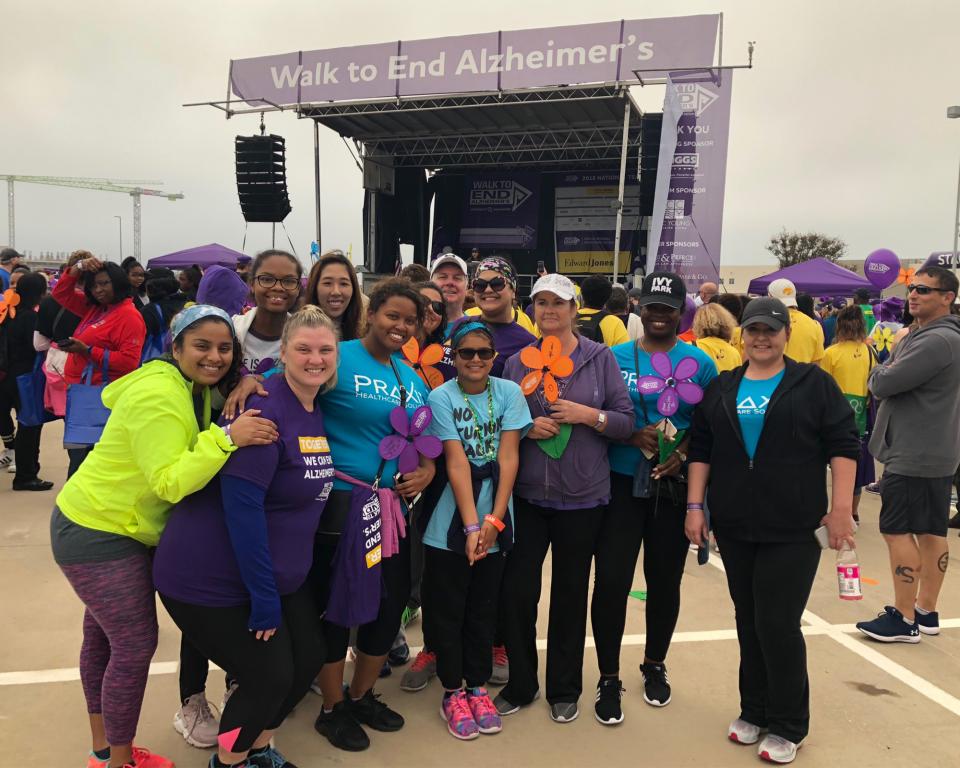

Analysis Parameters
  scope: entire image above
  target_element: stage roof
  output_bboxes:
[300,84,648,169]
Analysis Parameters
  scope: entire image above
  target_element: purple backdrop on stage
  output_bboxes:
[647,71,733,290]
[229,15,720,105]
[459,171,540,248]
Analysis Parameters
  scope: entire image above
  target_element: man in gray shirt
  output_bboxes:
[857,266,960,643]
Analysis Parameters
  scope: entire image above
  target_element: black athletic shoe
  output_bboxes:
[388,640,410,666]
[247,745,298,767]
[314,700,370,752]
[348,689,405,732]
[594,677,624,725]
[640,662,672,707]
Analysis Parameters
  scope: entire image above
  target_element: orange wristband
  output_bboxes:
[484,514,506,532]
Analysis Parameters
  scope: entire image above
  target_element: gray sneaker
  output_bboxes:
[550,702,579,723]
[173,692,220,748]
[493,689,539,716]
[489,645,509,686]
[400,649,437,692]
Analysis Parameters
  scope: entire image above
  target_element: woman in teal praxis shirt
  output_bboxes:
[686,297,859,765]
[311,278,435,754]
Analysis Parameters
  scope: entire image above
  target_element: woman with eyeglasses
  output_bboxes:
[306,250,366,342]
[458,257,537,377]
[497,273,634,725]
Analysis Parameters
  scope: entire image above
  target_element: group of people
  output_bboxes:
[1,244,956,768]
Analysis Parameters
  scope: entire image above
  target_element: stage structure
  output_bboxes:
[187,14,750,291]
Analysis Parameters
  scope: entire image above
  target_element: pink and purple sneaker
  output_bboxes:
[440,689,480,740]
[467,687,502,734]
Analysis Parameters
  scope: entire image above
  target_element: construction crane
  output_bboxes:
[1,175,185,262]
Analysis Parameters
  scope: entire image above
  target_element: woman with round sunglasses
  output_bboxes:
[421,321,532,739]
[459,257,537,376]
[498,273,633,724]
[595,271,717,726]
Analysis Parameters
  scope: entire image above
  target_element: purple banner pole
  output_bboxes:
[647,71,733,290]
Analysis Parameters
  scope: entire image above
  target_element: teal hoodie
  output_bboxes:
[56,360,235,546]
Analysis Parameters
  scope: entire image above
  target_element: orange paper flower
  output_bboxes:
[401,337,445,389]
[897,267,915,285]
[0,288,20,324]
[519,336,574,402]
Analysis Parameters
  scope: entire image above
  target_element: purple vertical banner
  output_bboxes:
[459,171,540,248]
[646,71,733,290]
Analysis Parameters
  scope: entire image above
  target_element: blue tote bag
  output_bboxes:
[63,350,111,448]
[16,355,56,427]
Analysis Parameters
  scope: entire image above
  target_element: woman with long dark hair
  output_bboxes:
[306,251,365,341]
[121,257,148,310]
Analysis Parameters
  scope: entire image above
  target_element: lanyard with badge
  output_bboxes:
[456,379,497,462]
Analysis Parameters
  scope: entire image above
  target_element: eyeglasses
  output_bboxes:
[455,347,496,361]
[425,300,444,315]
[472,277,507,294]
[907,284,950,295]
[255,274,300,291]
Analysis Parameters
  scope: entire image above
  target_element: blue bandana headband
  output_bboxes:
[450,320,495,350]
[170,304,235,342]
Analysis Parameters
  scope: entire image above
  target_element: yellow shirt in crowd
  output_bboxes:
[785,307,825,363]
[693,336,743,373]
[465,306,540,337]
[820,339,875,434]
[577,308,630,347]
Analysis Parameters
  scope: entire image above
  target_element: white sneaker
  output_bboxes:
[0,448,13,470]
[728,718,765,745]
[758,734,802,764]
[7,461,16,474]
[173,692,220,748]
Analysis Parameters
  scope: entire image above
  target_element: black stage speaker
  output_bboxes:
[235,135,292,223]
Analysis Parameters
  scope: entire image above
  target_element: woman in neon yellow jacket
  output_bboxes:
[51,304,278,768]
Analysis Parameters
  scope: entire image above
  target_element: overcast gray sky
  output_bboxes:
[3,0,959,268]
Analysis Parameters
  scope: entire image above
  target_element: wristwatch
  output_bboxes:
[593,411,607,431]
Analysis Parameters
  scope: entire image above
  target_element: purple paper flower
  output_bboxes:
[637,352,704,418]
[378,405,443,474]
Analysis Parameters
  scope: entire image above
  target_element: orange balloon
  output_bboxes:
[520,369,543,395]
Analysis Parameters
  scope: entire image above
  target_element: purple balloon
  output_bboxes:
[864,249,900,289]
[679,296,697,334]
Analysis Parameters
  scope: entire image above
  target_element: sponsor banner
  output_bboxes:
[646,71,733,289]
[554,171,641,274]
[230,15,719,105]
[459,171,540,248]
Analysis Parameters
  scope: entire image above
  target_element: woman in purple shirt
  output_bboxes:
[154,306,339,768]
[496,273,634,724]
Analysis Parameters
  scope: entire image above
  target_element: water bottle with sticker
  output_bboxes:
[837,541,862,601]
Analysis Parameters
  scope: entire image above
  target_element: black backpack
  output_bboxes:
[576,309,609,343]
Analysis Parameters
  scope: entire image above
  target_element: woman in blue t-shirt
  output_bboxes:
[422,321,531,740]
[312,278,435,753]
[154,306,339,768]
[594,271,718,725]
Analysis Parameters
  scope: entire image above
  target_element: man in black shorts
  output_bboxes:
[857,266,960,642]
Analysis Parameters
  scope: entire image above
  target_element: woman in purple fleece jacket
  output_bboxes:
[496,273,633,724]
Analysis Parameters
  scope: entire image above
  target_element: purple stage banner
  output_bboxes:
[459,172,540,248]
[646,70,733,289]
[230,15,719,105]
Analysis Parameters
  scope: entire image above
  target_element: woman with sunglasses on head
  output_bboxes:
[420,321,531,740]
[686,297,858,764]
[51,305,278,768]
[311,278,435,753]
[155,307,339,768]
[306,250,366,342]
[594,272,718,726]
[497,273,634,725]
[457,257,537,376]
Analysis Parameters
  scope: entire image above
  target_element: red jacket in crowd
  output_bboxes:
[52,270,146,385]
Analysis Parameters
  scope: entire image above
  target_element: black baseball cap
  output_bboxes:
[0,248,22,264]
[638,271,686,310]
[741,297,791,330]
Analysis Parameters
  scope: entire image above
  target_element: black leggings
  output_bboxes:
[591,472,689,673]
[310,529,412,663]
[160,584,324,754]
[423,545,504,689]
[178,636,234,703]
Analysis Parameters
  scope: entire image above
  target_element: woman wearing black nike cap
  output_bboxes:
[685,297,859,764]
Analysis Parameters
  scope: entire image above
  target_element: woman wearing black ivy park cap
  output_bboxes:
[685,297,859,764]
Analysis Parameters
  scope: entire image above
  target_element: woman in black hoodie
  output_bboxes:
[685,297,859,765]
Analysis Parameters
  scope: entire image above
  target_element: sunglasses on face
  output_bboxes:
[907,284,949,295]
[255,274,300,291]
[472,277,507,294]
[425,300,444,315]
[455,347,496,361]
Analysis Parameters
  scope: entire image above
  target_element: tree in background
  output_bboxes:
[766,230,848,268]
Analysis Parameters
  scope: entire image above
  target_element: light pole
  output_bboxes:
[113,215,123,261]
[948,106,960,273]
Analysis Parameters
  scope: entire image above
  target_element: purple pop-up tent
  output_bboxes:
[146,243,251,270]
[747,258,878,297]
